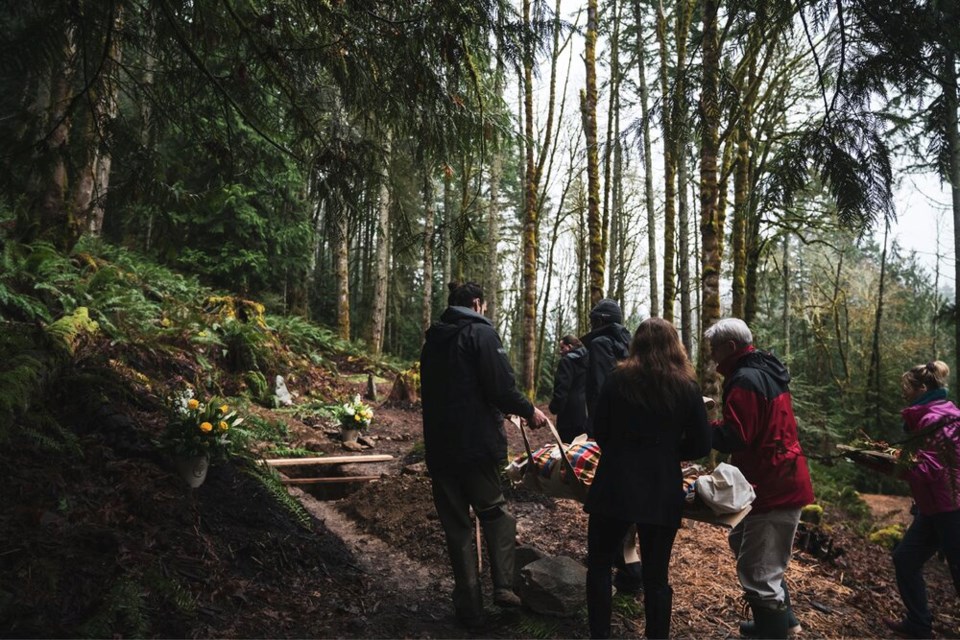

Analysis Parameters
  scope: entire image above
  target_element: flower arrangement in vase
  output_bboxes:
[336,395,374,443]
[164,390,244,486]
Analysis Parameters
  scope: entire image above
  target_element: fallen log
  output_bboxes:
[263,454,394,467]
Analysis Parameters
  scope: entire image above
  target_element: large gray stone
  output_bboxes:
[519,556,587,616]
[514,545,549,591]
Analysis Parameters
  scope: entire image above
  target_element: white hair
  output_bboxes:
[704,318,753,348]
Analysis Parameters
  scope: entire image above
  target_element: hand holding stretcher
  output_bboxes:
[505,415,754,529]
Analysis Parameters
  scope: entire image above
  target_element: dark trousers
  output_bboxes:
[892,508,960,633]
[587,514,678,639]
[431,465,516,622]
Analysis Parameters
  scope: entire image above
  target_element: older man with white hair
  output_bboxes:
[705,318,814,640]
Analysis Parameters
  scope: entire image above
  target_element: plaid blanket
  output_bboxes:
[558,441,601,486]
[514,440,601,486]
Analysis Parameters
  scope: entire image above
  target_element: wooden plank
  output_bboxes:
[280,475,381,485]
[263,455,394,467]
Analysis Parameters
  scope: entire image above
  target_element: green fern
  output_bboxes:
[266,445,315,458]
[515,613,561,639]
[76,577,149,638]
[242,464,313,530]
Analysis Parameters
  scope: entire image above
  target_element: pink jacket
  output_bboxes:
[900,399,960,515]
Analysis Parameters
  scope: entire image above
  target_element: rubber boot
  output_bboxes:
[750,603,790,640]
[740,582,800,637]
[445,528,483,625]
[479,507,520,606]
[613,560,644,595]
[643,585,673,639]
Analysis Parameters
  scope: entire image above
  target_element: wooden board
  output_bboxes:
[280,476,381,485]
[263,454,394,467]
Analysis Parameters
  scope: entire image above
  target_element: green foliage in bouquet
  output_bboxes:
[164,392,244,460]
[336,395,374,431]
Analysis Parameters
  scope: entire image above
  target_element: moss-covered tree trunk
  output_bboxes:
[521,0,539,395]
[369,133,392,356]
[583,0,604,308]
[655,0,675,321]
[699,0,721,398]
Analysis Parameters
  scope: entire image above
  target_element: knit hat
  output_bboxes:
[589,298,623,324]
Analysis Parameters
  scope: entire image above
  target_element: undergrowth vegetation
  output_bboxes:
[0,234,390,635]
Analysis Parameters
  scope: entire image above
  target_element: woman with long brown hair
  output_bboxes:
[584,317,711,639]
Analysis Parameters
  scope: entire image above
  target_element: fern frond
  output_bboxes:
[241,464,313,531]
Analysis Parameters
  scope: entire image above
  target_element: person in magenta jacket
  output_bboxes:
[706,318,814,639]
[884,361,960,640]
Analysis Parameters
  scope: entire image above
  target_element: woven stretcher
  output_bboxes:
[506,417,752,529]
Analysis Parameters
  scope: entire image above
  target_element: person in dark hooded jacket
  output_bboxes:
[706,318,814,640]
[549,335,589,442]
[581,298,632,437]
[580,298,640,593]
[420,281,548,628]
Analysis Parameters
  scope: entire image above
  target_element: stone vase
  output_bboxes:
[340,427,360,444]
[176,454,210,488]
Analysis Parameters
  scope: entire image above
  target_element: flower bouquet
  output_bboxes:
[336,395,374,443]
[164,392,245,486]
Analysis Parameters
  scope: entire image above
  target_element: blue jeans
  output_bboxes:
[586,514,677,639]
[892,508,960,633]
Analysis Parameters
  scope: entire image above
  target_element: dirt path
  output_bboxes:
[291,485,493,638]
[859,493,913,528]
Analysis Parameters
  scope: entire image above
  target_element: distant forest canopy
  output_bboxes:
[1,1,958,444]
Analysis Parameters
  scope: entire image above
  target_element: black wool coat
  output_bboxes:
[584,372,712,528]
[420,306,534,475]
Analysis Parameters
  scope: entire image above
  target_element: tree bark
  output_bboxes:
[422,167,435,340]
[484,71,503,327]
[945,49,960,402]
[656,0,676,321]
[521,0,540,395]
[699,0,721,398]
[87,8,124,237]
[583,0,604,307]
[634,0,659,317]
[335,204,351,340]
[369,133,391,356]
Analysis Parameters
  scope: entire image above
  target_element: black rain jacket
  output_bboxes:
[549,346,589,442]
[420,306,534,474]
[581,322,632,435]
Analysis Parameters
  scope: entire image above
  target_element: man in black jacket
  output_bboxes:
[580,298,631,437]
[549,335,589,442]
[421,281,548,628]
[580,298,641,594]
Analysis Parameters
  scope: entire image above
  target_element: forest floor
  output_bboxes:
[3,367,959,639]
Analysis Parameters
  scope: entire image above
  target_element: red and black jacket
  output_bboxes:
[711,345,814,513]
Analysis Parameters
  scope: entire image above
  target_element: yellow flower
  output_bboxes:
[200,422,213,432]
[187,399,200,410]
[220,404,229,414]
[354,414,361,422]
[219,421,229,432]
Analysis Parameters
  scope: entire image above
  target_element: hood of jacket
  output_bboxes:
[566,345,588,362]
[582,322,631,351]
[425,306,492,347]
[719,345,790,386]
